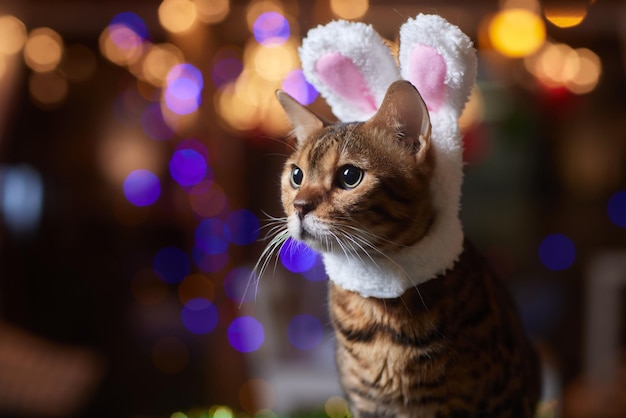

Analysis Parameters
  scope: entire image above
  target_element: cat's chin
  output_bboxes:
[287,214,332,253]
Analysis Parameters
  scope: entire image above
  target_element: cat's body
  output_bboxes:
[274,80,541,417]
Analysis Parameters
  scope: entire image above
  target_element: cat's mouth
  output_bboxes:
[287,213,330,251]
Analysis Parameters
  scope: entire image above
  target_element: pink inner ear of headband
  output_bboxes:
[407,44,446,112]
[315,52,378,114]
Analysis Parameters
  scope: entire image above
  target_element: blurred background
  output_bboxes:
[0,0,625,417]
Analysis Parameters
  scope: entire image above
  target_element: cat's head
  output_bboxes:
[277,80,435,255]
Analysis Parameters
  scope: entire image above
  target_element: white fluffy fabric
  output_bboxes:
[299,20,400,122]
[299,14,477,298]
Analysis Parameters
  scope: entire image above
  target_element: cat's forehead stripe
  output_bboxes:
[306,123,360,165]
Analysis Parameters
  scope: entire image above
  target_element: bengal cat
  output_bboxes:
[272,80,541,417]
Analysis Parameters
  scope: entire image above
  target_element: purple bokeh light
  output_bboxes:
[224,266,257,304]
[608,191,626,228]
[123,169,160,207]
[181,298,218,335]
[538,233,576,271]
[287,314,324,351]
[253,12,290,46]
[279,237,318,273]
[194,218,231,255]
[169,149,207,187]
[225,209,260,246]
[227,316,264,353]
[153,246,191,284]
[282,69,318,105]
[164,63,203,115]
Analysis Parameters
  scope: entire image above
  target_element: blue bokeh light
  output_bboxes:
[607,191,626,228]
[282,69,318,105]
[181,298,218,335]
[164,63,203,115]
[224,267,257,304]
[538,233,576,271]
[287,314,324,351]
[123,169,160,207]
[301,254,328,282]
[211,57,243,89]
[279,237,318,273]
[194,218,231,255]
[192,248,229,273]
[153,246,191,284]
[227,316,264,353]
[253,12,290,46]
[141,103,173,140]
[169,149,207,187]
[110,12,149,41]
[225,209,260,246]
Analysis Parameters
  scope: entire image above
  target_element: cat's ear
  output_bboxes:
[398,14,477,118]
[299,20,400,123]
[366,80,431,163]
[276,90,324,146]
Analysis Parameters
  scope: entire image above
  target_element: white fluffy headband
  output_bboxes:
[296,14,479,298]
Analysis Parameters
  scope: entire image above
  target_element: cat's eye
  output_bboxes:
[338,165,364,189]
[290,166,304,188]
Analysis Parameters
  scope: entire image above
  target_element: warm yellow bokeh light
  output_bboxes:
[330,0,369,20]
[24,27,64,72]
[142,43,184,87]
[499,0,540,13]
[325,396,350,418]
[159,0,198,34]
[488,9,546,58]
[28,71,68,108]
[0,15,28,55]
[567,48,601,94]
[544,5,588,28]
[216,83,262,132]
[99,25,144,67]
[245,40,298,81]
[195,0,230,24]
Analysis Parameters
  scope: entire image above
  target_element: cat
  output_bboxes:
[272,80,541,417]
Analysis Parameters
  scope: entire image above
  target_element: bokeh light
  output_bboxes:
[142,103,175,140]
[0,15,28,55]
[142,43,184,87]
[123,169,161,206]
[152,336,189,374]
[228,316,264,353]
[24,27,64,72]
[325,396,350,418]
[193,248,229,273]
[194,218,231,255]
[164,63,204,115]
[28,71,68,108]
[539,233,576,271]
[281,69,318,105]
[188,181,228,218]
[110,11,149,41]
[607,191,626,228]
[195,0,230,24]
[287,314,324,351]
[169,149,207,187]
[253,12,290,46]
[158,0,198,34]
[279,237,318,273]
[99,24,144,66]
[153,246,191,284]
[181,297,218,335]
[301,254,327,282]
[225,209,260,245]
[178,273,215,305]
[224,267,257,304]
[211,50,243,89]
[245,39,298,81]
[488,9,545,58]
[544,3,588,28]
[330,0,370,20]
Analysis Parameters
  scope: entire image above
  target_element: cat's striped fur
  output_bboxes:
[275,81,541,417]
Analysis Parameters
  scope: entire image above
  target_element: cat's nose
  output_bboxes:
[293,199,314,219]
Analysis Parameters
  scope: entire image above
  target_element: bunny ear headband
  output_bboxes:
[297,14,478,298]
